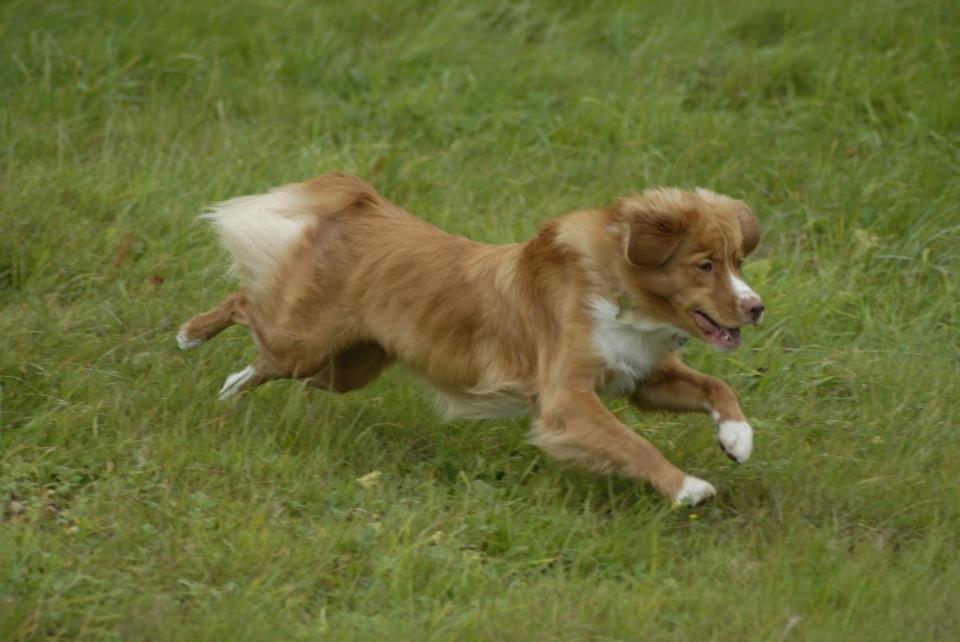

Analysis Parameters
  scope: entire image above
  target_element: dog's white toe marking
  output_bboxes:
[219,366,256,400]
[176,329,204,350]
[718,420,753,463]
[674,475,716,506]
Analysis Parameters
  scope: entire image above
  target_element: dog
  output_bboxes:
[178,173,764,505]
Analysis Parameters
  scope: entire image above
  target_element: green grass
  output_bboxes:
[2,0,959,639]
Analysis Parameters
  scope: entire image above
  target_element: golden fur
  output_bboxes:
[179,173,764,504]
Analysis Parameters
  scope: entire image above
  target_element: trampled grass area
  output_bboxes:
[2,0,959,639]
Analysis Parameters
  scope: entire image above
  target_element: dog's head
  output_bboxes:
[613,188,763,350]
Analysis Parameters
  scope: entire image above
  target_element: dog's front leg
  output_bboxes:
[632,353,753,463]
[530,387,715,505]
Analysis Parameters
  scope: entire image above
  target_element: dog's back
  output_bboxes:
[183,173,554,404]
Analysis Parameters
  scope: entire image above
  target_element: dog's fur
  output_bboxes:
[179,173,764,505]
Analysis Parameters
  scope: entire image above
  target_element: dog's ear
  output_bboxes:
[618,198,687,268]
[736,203,760,256]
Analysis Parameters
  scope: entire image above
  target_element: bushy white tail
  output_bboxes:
[202,185,313,297]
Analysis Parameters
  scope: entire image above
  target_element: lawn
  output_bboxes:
[2,0,959,640]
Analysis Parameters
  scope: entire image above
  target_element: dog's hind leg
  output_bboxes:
[217,360,288,400]
[216,347,315,400]
[220,341,393,401]
[177,292,250,350]
[218,365,261,400]
[217,345,306,400]
[306,342,394,393]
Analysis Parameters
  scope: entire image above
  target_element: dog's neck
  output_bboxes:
[551,208,673,320]
[551,208,625,292]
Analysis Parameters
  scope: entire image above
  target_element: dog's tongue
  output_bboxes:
[715,326,741,349]
[694,312,741,350]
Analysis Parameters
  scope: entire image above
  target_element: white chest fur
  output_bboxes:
[588,297,680,395]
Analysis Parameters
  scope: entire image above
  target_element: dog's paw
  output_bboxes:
[219,366,256,400]
[717,420,753,463]
[176,328,204,350]
[674,475,716,506]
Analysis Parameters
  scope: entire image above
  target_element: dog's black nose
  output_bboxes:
[749,302,765,322]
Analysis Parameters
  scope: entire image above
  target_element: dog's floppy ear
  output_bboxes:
[618,198,687,268]
[736,203,760,256]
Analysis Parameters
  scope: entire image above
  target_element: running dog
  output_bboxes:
[178,173,764,505]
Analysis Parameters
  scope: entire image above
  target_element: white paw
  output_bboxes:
[219,366,256,400]
[674,475,716,506]
[176,329,204,350]
[717,420,753,463]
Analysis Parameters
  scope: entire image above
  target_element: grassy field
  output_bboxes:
[2,0,959,639]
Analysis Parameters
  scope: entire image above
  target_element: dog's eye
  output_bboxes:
[698,261,713,273]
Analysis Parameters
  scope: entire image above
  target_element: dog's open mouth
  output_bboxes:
[692,310,741,350]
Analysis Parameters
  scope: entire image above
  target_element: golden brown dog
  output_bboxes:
[178,173,764,505]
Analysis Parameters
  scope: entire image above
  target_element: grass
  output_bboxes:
[2,0,959,639]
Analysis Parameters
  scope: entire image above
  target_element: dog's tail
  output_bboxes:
[202,184,315,298]
[203,174,388,299]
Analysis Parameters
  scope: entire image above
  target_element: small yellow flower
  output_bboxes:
[356,470,382,489]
